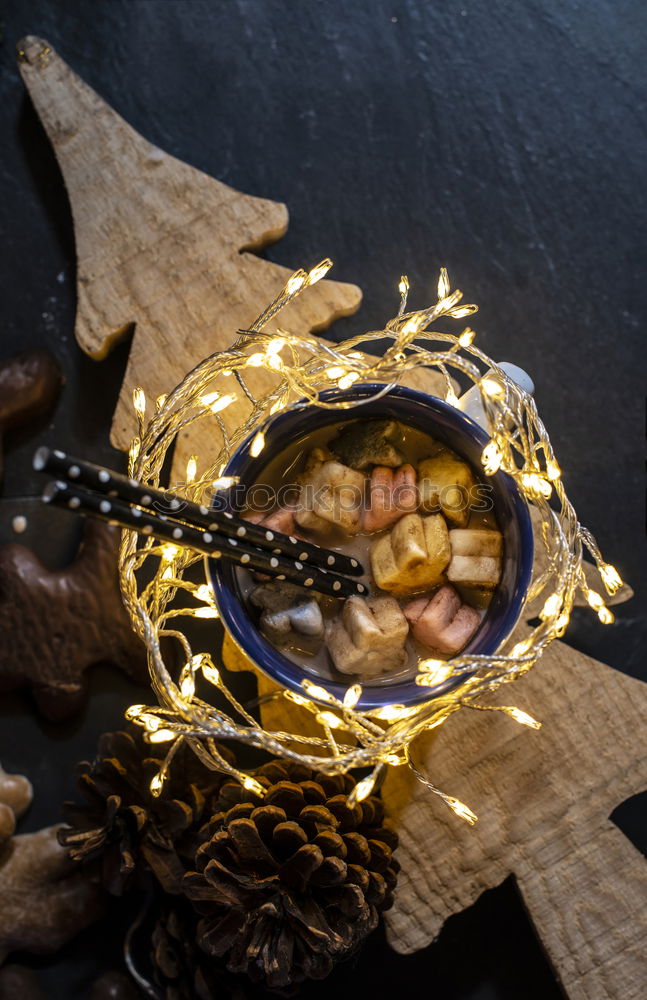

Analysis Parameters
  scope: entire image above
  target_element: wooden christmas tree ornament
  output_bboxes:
[17,36,450,480]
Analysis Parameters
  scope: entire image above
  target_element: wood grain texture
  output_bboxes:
[16,37,362,474]
[383,629,647,999]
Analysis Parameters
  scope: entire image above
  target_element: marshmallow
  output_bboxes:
[326,595,409,678]
[361,464,418,533]
[330,419,405,470]
[251,582,324,654]
[370,513,450,594]
[404,585,481,655]
[418,451,475,527]
[245,506,299,536]
[447,528,503,589]
[295,449,366,534]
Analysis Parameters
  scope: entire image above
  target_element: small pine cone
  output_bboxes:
[59,729,233,895]
[184,761,400,990]
[151,899,249,1000]
[152,903,197,1000]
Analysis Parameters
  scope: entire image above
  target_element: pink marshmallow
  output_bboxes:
[404,584,480,656]
[242,506,302,580]
[261,507,299,535]
[402,595,431,627]
[362,464,418,533]
[244,511,264,525]
[405,585,460,630]
[243,507,300,536]
[436,605,481,655]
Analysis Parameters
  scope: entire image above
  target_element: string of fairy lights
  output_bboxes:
[118,263,623,823]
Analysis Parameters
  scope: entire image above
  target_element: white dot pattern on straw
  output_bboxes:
[53,449,65,459]
[42,457,365,602]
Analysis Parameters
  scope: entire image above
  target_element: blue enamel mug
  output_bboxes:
[209,384,533,710]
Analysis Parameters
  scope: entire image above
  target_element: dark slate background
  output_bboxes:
[0,1,645,997]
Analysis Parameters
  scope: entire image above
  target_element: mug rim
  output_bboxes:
[209,383,534,709]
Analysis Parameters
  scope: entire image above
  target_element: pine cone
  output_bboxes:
[59,729,231,895]
[151,899,248,1000]
[183,761,400,990]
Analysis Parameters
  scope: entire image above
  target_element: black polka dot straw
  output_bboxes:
[38,472,368,600]
[32,447,363,577]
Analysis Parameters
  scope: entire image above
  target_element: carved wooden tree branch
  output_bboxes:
[16,36,361,477]
[383,629,647,1000]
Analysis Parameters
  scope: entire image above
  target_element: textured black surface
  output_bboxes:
[0,0,645,997]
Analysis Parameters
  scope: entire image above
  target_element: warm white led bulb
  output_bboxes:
[150,772,165,796]
[133,386,146,416]
[250,431,265,457]
[343,684,362,709]
[286,272,306,295]
[308,259,332,284]
[437,267,450,299]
